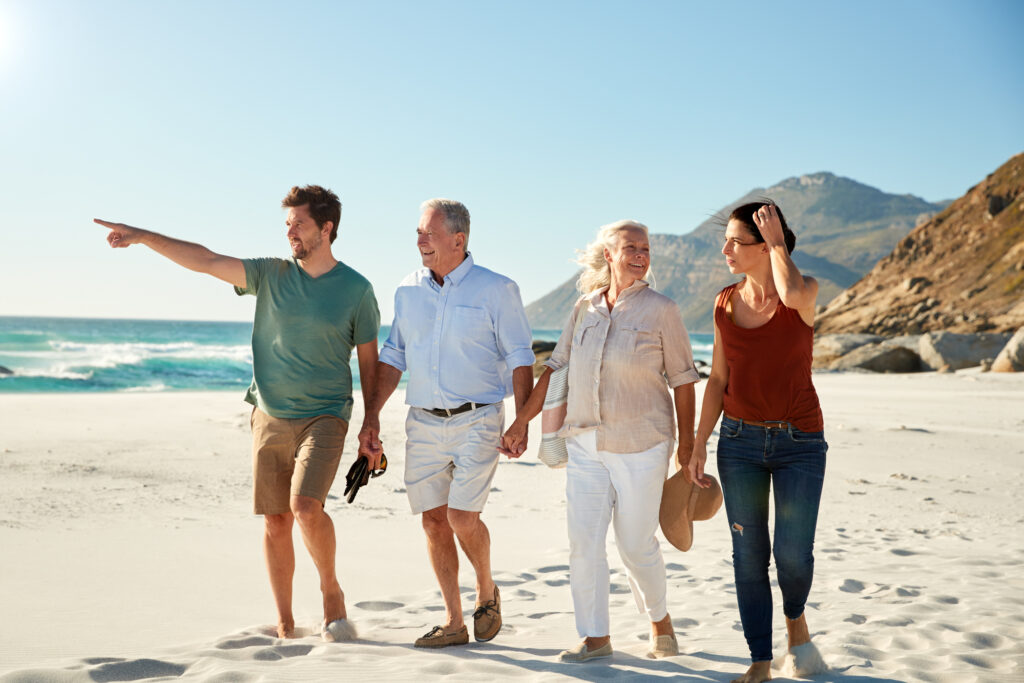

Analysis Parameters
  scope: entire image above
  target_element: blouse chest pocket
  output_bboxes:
[572,319,601,350]
[621,325,661,355]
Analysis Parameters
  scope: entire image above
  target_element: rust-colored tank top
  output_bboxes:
[716,283,823,432]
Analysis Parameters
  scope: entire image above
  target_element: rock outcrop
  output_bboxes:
[816,153,1024,336]
[828,343,924,373]
[992,328,1024,372]
[917,331,1011,371]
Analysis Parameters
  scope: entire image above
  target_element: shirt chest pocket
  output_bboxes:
[452,305,492,335]
[621,325,661,355]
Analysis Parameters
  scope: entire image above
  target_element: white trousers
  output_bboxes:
[566,430,671,638]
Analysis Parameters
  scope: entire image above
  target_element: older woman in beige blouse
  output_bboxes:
[502,220,699,662]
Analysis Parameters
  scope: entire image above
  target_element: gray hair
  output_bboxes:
[576,219,652,294]
[421,198,471,249]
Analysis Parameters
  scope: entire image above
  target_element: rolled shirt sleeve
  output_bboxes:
[494,280,536,370]
[660,302,700,388]
[379,315,408,373]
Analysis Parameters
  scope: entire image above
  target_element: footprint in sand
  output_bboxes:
[896,587,921,597]
[844,614,867,624]
[215,635,277,650]
[355,600,404,611]
[83,658,188,681]
[839,579,866,593]
[537,564,569,574]
[890,548,918,556]
[964,632,1006,649]
[933,595,959,604]
[253,644,314,661]
[511,588,537,600]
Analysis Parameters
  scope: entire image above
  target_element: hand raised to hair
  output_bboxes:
[751,204,785,249]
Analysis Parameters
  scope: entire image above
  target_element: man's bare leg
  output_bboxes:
[264,512,296,638]
[447,508,495,606]
[733,661,772,683]
[291,495,346,624]
[422,505,464,629]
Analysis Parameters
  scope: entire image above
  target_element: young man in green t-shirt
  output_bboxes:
[95,185,380,642]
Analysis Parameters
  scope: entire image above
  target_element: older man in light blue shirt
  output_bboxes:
[360,198,534,650]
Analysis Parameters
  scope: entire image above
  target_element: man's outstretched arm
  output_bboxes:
[95,218,246,288]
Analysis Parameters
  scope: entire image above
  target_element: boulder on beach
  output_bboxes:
[991,328,1024,372]
[531,340,557,378]
[813,334,883,368]
[918,331,1012,371]
[829,343,924,373]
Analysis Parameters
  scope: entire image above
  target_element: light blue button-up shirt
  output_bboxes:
[380,253,536,409]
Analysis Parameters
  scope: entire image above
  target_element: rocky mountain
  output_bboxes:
[526,173,945,332]
[816,153,1024,335]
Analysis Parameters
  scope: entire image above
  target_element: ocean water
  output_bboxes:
[0,316,713,393]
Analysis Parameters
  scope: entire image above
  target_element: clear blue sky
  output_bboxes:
[1,0,1021,322]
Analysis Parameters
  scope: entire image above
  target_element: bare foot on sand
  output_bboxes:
[276,620,295,639]
[323,582,346,623]
[652,613,673,638]
[786,613,810,649]
[732,661,772,683]
[785,614,827,675]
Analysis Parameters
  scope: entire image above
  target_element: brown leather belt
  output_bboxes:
[723,414,790,429]
[423,402,496,418]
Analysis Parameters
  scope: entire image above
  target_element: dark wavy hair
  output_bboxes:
[281,185,342,243]
[729,200,796,254]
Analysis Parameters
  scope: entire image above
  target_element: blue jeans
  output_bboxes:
[717,417,827,662]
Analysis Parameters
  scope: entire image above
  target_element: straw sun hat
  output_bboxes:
[659,469,724,552]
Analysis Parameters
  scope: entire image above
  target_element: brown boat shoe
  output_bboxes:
[473,586,502,642]
[414,624,469,648]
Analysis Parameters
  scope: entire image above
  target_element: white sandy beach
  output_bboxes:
[1,372,1023,682]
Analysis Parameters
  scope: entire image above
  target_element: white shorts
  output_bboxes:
[404,402,505,514]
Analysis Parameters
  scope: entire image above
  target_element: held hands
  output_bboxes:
[94,218,145,248]
[686,441,713,489]
[752,204,785,249]
[499,419,528,459]
[357,416,385,471]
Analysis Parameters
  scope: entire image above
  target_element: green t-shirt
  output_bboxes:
[235,257,380,421]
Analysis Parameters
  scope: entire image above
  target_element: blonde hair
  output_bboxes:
[576,219,652,294]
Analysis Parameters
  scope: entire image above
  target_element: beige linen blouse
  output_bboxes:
[544,280,700,453]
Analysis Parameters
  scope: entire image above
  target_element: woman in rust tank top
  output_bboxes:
[687,201,827,683]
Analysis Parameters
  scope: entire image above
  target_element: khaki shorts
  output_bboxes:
[250,407,348,515]
[404,402,504,514]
